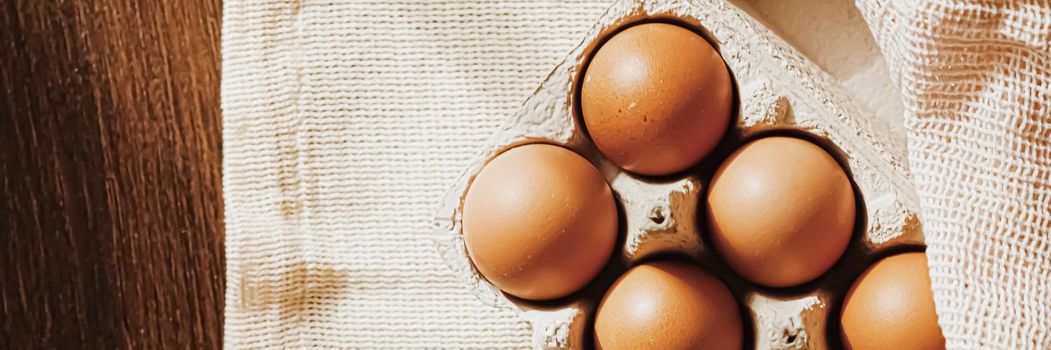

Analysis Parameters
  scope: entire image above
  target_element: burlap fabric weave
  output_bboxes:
[222,0,1050,348]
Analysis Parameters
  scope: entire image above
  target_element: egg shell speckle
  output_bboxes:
[433,0,923,349]
[581,22,733,176]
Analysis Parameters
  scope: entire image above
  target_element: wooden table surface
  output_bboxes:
[1,1,224,348]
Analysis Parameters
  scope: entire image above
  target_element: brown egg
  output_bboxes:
[707,136,855,287]
[462,143,618,301]
[841,252,946,350]
[594,261,742,350]
[581,22,733,176]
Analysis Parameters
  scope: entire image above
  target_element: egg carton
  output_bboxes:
[433,0,923,349]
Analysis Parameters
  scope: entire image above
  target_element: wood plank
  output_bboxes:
[0,0,224,347]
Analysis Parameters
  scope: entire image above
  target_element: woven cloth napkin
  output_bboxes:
[855,1,1050,348]
[221,0,1050,348]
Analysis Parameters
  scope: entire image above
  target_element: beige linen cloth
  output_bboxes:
[222,0,1050,348]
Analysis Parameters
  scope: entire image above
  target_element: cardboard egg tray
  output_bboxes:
[434,0,924,348]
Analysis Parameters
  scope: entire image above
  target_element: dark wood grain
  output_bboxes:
[0,0,223,348]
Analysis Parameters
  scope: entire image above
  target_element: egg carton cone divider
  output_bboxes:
[433,0,922,349]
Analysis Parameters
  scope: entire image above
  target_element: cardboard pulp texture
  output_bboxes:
[434,0,923,348]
